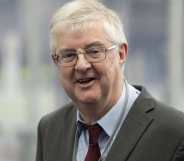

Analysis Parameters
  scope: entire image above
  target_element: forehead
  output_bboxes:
[53,22,111,49]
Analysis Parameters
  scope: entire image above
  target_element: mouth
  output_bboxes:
[76,77,96,87]
[77,77,95,83]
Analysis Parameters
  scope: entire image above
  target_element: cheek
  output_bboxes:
[97,63,113,88]
[103,58,121,83]
[58,67,74,85]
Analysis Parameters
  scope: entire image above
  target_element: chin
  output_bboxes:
[76,94,101,105]
[72,86,101,103]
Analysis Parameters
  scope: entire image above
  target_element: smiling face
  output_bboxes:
[53,22,127,120]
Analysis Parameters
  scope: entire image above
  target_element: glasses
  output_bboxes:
[52,42,117,67]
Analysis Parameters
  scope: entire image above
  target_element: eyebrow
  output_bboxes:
[58,48,76,55]
[84,41,104,49]
[58,41,104,54]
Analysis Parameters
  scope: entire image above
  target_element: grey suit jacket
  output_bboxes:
[36,86,184,161]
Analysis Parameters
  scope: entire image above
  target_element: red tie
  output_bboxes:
[84,124,102,161]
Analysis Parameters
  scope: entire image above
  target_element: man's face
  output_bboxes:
[54,22,127,112]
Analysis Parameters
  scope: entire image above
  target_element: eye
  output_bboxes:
[61,52,76,59]
[88,48,101,54]
[59,50,77,63]
[86,46,104,55]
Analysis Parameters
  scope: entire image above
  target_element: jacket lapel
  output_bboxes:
[60,105,77,161]
[105,87,155,161]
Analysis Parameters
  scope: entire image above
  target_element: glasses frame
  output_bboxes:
[51,44,117,67]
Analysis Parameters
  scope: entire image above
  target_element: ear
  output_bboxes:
[118,43,128,65]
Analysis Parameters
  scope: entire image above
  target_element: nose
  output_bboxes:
[74,53,92,71]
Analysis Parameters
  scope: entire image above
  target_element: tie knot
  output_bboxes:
[86,124,102,145]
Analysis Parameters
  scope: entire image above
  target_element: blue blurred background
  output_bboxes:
[0,0,183,161]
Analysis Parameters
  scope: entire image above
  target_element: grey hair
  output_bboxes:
[50,0,127,53]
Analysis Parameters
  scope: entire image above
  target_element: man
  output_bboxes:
[36,0,184,161]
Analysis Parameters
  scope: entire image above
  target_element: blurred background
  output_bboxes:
[0,0,183,161]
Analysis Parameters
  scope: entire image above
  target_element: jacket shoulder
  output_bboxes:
[136,85,184,128]
[155,101,184,122]
[148,99,184,138]
[38,102,76,128]
[135,85,184,133]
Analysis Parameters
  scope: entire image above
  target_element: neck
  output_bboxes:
[77,102,111,124]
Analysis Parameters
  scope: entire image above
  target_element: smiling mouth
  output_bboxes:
[77,78,96,84]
